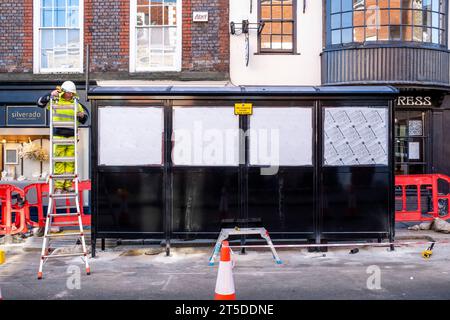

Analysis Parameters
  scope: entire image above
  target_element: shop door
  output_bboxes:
[395,110,430,175]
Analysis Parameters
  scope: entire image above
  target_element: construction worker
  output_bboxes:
[37,81,89,194]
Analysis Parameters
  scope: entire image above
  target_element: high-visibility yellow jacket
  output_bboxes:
[37,91,89,137]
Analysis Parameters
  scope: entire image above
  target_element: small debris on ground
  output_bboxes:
[408,218,450,233]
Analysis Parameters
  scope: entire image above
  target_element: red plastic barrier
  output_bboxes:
[51,180,91,227]
[395,174,450,222]
[24,183,48,228]
[24,180,91,228]
[0,184,28,236]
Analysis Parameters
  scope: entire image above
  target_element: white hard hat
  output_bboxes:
[61,81,77,94]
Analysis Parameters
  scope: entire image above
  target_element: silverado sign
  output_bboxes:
[6,106,46,126]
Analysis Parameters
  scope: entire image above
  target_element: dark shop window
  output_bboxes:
[395,110,429,175]
[259,0,296,53]
[328,0,447,47]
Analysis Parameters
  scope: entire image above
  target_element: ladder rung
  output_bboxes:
[52,105,77,110]
[45,232,84,238]
[50,174,77,179]
[52,139,75,144]
[53,122,75,127]
[49,212,80,217]
[54,206,79,210]
[53,157,76,162]
[42,252,87,258]
[50,193,78,199]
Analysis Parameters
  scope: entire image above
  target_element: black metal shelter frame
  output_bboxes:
[88,86,398,256]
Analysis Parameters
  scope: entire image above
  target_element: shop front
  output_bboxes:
[0,84,91,218]
[89,85,397,255]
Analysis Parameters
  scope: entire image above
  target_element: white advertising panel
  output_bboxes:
[172,107,239,166]
[249,107,313,166]
[99,107,163,166]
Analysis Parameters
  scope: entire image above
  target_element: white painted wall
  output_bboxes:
[229,0,322,86]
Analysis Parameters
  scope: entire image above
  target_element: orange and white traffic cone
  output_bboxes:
[214,240,236,300]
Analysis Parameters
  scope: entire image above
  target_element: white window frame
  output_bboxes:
[130,0,182,73]
[33,0,84,74]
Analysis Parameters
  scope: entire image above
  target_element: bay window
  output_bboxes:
[328,0,447,46]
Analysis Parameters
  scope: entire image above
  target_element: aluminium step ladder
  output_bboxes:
[37,97,90,280]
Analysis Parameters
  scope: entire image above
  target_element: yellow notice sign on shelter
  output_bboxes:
[0,250,5,264]
[234,103,253,115]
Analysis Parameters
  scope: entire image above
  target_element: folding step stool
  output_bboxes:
[208,227,282,265]
[37,98,90,280]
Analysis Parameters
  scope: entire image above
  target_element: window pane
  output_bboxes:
[42,0,53,7]
[366,7,379,27]
[67,46,80,68]
[164,27,177,47]
[342,28,353,42]
[342,0,353,11]
[423,26,432,42]
[137,6,149,26]
[378,26,389,40]
[272,22,282,34]
[53,48,67,68]
[423,10,432,26]
[413,10,423,25]
[391,10,402,24]
[390,25,401,40]
[390,0,401,8]
[150,49,163,68]
[261,6,271,19]
[68,9,79,27]
[354,26,365,41]
[402,25,413,40]
[272,5,282,19]
[332,30,341,44]
[413,26,423,40]
[150,27,163,48]
[342,12,352,27]
[331,0,341,13]
[54,8,66,27]
[379,0,389,8]
[41,29,53,49]
[136,28,150,69]
[401,9,412,24]
[432,12,439,27]
[432,0,439,11]
[54,29,67,48]
[366,25,377,40]
[55,0,65,7]
[413,0,423,9]
[402,0,413,9]
[423,0,432,10]
[68,0,78,7]
[272,35,282,49]
[353,10,364,26]
[164,1,177,25]
[42,9,53,27]
[261,35,271,48]
[353,0,365,10]
[164,54,174,67]
[282,22,293,34]
[150,5,163,25]
[68,29,79,47]
[282,35,293,49]
[331,13,341,29]
[283,5,293,19]
[380,9,389,25]
[432,27,439,43]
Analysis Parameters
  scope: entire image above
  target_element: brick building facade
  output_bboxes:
[0,0,230,81]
